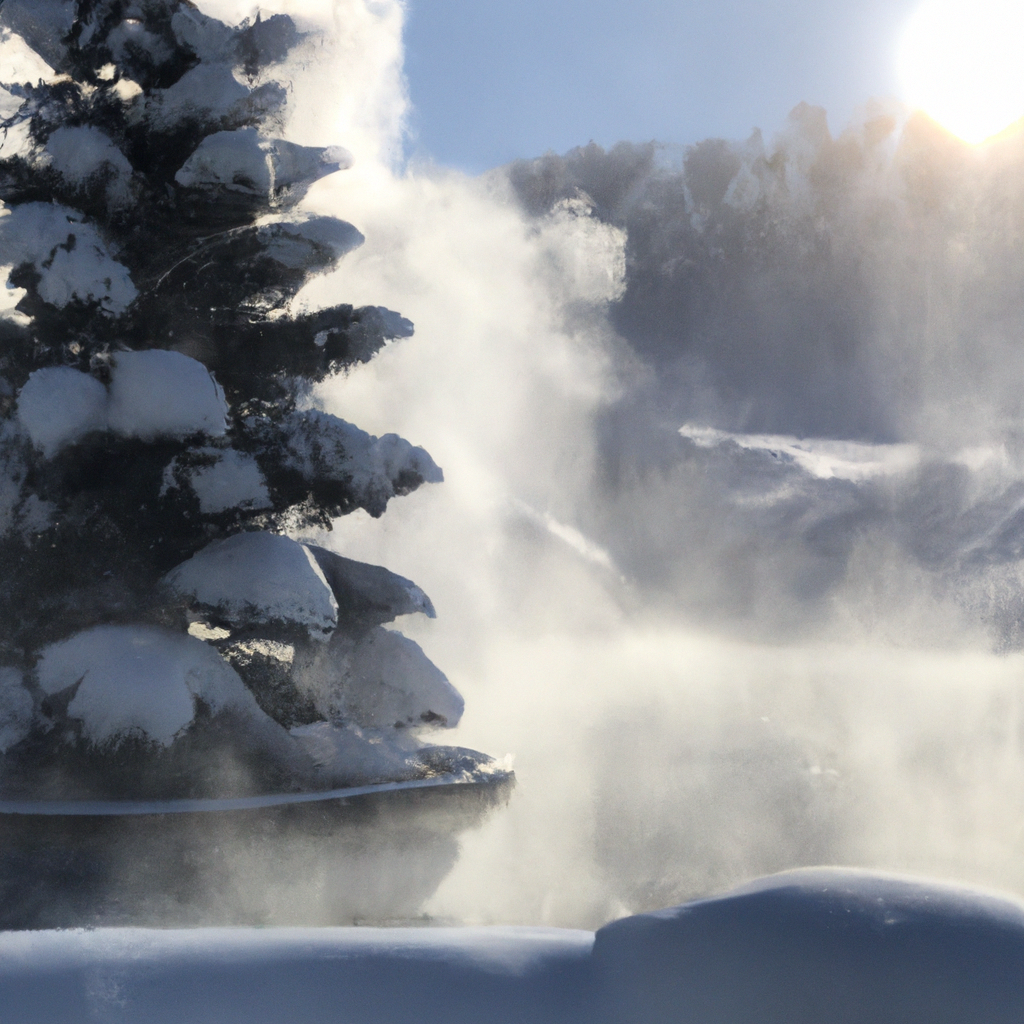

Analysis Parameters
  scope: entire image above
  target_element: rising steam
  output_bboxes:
[108,0,1024,926]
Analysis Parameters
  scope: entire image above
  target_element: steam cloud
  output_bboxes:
[221,0,1024,928]
[7,0,1024,927]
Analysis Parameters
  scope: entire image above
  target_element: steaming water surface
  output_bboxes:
[180,0,1024,927]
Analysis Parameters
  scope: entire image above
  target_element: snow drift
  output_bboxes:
[0,870,1020,1024]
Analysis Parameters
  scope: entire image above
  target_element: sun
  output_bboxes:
[898,0,1024,144]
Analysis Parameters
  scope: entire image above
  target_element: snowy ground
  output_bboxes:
[2,869,1022,1024]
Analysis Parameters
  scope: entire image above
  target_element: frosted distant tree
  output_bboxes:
[0,0,497,801]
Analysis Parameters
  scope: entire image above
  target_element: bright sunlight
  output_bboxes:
[899,0,1024,144]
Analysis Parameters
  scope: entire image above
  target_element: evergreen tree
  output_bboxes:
[0,0,503,802]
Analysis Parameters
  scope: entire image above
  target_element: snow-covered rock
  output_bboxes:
[34,625,258,747]
[294,626,463,729]
[306,545,436,629]
[16,367,107,456]
[0,203,136,312]
[107,350,227,440]
[0,666,33,754]
[163,532,339,640]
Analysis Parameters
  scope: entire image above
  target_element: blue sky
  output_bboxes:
[402,0,922,172]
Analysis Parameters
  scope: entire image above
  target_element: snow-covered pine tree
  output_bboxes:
[0,0,503,803]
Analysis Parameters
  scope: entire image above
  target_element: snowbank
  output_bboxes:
[0,926,594,1024]
[0,870,1020,1024]
[593,867,1024,1024]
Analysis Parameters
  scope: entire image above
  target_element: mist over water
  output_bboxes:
[198,0,1024,927]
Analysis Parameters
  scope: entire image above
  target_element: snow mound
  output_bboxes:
[295,627,463,729]
[35,625,255,747]
[163,532,339,640]
[306,545,436,629]
[0,666,33,754]
[16,367,107,456]
[0,203,136,312]
[592,867,1024,1024]
[2,870,1020,1022]
[107,350,227,440]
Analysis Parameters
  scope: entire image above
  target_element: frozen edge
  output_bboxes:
[0,769,513,816]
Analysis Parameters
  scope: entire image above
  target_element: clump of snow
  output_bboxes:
[16,367,107,456]
[141,63,284,131]
[0,666,33,753]
[170,7,236,64]
[174,128,351,199]
[0,203,137,312]
[34,625,257,747]
[107,350,227,440]
[163,532,339,640]
[163,448,271,515]
[43,126,134,207]
[257,217,364,268]
[294,627,463,729]
[289,721,416,784]
[15,353,228,456]
[273,411,442,517]
[105,18,172,68]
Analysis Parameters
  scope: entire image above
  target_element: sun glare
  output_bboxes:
[899,0,1024,144]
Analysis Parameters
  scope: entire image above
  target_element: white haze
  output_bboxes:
[190,0,1024,928]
